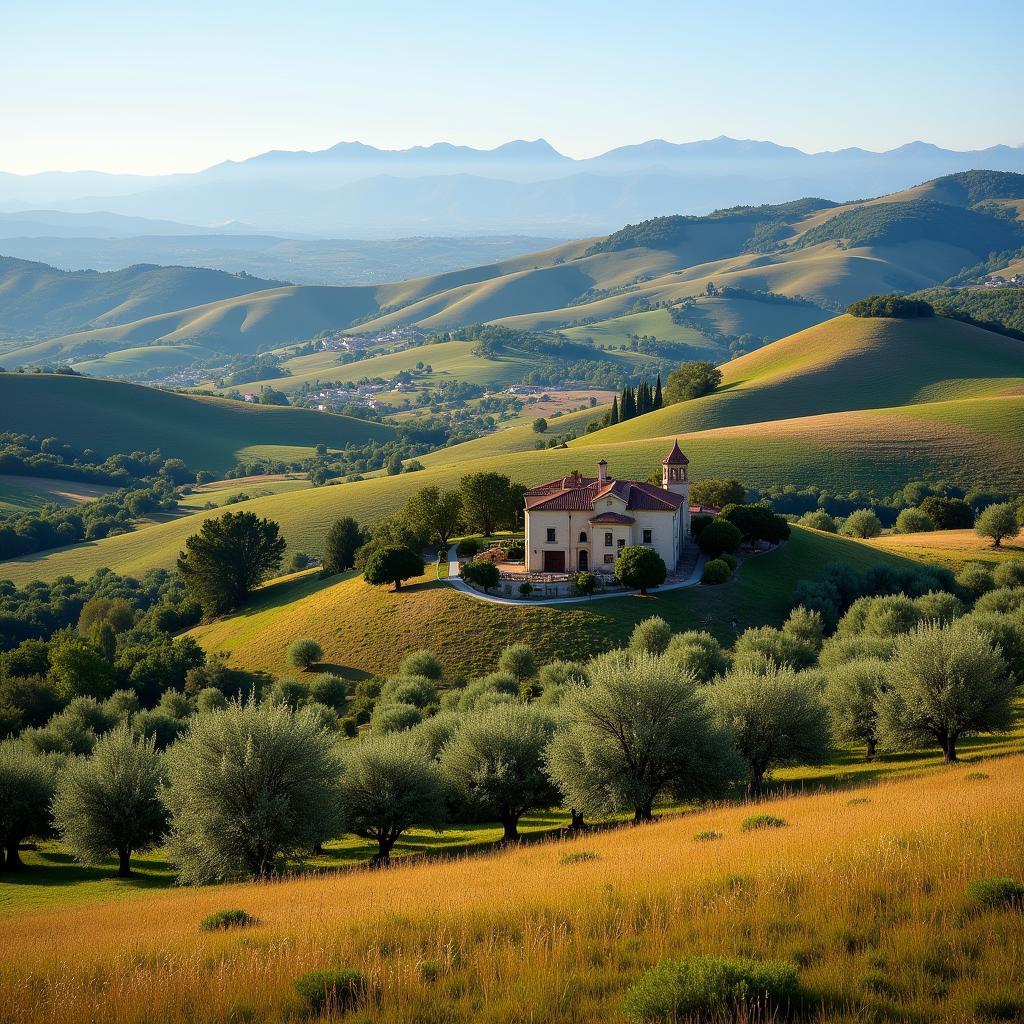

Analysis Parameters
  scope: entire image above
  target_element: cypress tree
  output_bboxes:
[609,396,619,425]
[653,375,663,410]
[639,380,651,414]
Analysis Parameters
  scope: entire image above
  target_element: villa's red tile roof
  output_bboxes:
[588,511,636,524]
[524,457,686,514]
[663,439,689,465]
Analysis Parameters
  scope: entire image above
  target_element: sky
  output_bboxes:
[2,0,1022,176]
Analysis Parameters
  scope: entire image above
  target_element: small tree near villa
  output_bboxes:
[460,560,499,593]
[363,546,424,591]
[575,571,597,598]
[288,638,323,671]
[615,546,667,595]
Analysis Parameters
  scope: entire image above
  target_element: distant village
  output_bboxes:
[982,273,1024,288]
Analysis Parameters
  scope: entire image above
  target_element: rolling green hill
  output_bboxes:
[7,171,1021,377]
[0,372,395,472]
[188,526,919,679]
[0,257,282,341]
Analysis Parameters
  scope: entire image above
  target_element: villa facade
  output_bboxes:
[524,441,692,575]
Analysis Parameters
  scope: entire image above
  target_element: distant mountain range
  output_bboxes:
[2,137,1023,237]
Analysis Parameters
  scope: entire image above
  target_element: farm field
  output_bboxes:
[865,528,1024,569]
[176,475,313,510]
[0,475,114,514]
[1,758,1021,1024]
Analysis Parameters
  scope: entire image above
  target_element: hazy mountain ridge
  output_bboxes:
[3,137,1023,236]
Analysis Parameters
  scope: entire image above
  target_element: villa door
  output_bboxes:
[543,550,566,572]
[577,550,588,571]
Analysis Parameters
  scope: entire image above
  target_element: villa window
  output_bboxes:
[617,538,625,549]
[642,528,652,544]
[604,554,614,565]
[578,531,588,543]
[604,532,613,547]
[546,528,556,543]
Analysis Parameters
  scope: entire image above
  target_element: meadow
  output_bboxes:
[1,758,1021,1024]
[0,475,113,514]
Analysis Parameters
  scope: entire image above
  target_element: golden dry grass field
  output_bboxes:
[865,528,1024,569]
[1,757,1021,1024]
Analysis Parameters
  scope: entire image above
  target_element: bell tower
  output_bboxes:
[662,439,691,534]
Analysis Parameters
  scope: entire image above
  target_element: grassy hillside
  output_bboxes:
[0,257,281,340]
[3,759,1021,1023]
[5,389,1023,586]
[0,373,394,472]
[0,475,114,514]
[588,314,1024,440]
[189,527,920,679]
[11,171,1021,375]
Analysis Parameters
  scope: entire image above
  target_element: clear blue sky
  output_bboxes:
[4,0,1021,174]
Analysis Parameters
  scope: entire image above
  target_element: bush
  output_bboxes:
[460,559,500,592]
[895,508,935,534]
[615,546,667,595]
[956,563,995,599]
[200,908,257,931]
[398,650,443,681]
[293,969,367,1015]
[693,830,723,842]
[741,814,787,831]
[701,558,732,585]
[696,520,742,558]
[799,509,837,533]
[629,616,672,656]
[309,673,348,712]
[287,638,322,671]
[370,701,423,734]
[559,850,598,865]
[690,513,714,536]
[967,877,1024,911]
[456,538,480,558]
[840,509,882,539]
[920,495,974,530]
[622,955,799,1022]
[993,557,1024,589]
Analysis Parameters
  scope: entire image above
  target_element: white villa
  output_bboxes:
[524,441,693,575]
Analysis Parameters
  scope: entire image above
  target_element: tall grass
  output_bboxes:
[1,757,1021,1023]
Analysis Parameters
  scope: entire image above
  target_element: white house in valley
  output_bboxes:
[524,441,693,575]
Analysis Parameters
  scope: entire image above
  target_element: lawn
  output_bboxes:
[2,757,1021,1023]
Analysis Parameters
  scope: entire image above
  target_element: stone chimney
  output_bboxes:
[597,459,608,485]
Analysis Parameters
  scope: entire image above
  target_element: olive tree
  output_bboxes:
[823,659,889,760]
[708,666,831,794]
[545,651,741,824]
[339,733,445,865]
[629,616,672,657]
[52,726,166,877]
[0,739,57,869]
[162,699,345,883]
[399,650,444,681]
[438,703,558,842]
[663,631,729,682]
[976,502,1020,548]
[497,643,537,683]
[877,622,1014,762]
[288,638,323,671]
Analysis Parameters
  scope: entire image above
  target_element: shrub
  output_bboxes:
[965,771,989,781]
[200,908,257,931]
[799,509,837,532]
[975,995,1024,1021]
[378,674,438,709]
[559,850,598,865]
[701,558,732,585]
[370,701,423,734]
[741,814,787,831]
[622,955,799,1022]
[967,877,1024,910]
[840,509,882,539]
[895,507,935,534]
[575,571,597,597]
[690,513,714,536]
[697,520,742,558]
[418,959,443,984]
[286,638,322,671]
[629,616,672,656]
[460,559,500,592]
[615,545,667,595]
[398,650,443,681]
[456,538,480,558]
[956,563,995,599]
[993,557,1024,589]
[920,495,974,530]
[693,830,723,842]
[309,673,349,712]
[498,643,537,682]
[293,969,367,1015]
